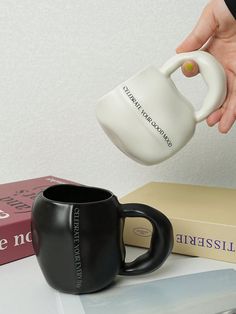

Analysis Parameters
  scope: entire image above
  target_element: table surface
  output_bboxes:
[1,246,236,314]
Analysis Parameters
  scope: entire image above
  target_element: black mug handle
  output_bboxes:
[119,203,173,276]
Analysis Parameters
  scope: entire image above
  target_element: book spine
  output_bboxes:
[0,220,33,265]
[123,217,236,263]
[172,218,236,263]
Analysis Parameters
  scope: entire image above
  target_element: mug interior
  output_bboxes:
[43,184,112,204]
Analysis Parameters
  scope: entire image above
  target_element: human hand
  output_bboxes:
[176,0,236,133]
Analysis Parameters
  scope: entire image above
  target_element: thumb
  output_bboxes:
[176,4,218,53]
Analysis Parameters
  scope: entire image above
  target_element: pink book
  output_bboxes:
[0,176,78,265]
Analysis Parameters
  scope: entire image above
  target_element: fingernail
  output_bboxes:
[184,62,194,72]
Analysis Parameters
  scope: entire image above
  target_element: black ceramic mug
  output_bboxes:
[31,184,173,294]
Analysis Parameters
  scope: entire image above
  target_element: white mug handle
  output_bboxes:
[159,51,227,122]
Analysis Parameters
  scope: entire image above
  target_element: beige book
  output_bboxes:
[120,182,236,263]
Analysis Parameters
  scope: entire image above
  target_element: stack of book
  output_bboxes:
[121,182,236,264]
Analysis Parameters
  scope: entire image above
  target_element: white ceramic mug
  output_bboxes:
[96,51,227,165]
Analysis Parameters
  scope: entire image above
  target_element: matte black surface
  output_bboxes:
[31,184,173,294]
[119,203,173,275]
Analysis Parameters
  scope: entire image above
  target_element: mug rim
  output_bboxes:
[41,184,114,205]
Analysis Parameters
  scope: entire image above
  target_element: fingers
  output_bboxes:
[207,75,236,133]
[218,77,236,133]
[207,107,224,126]
[219,107,236,133]
[176,3,218,79]
[176,3,218,53]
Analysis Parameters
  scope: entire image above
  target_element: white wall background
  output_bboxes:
[0,0,235,196]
